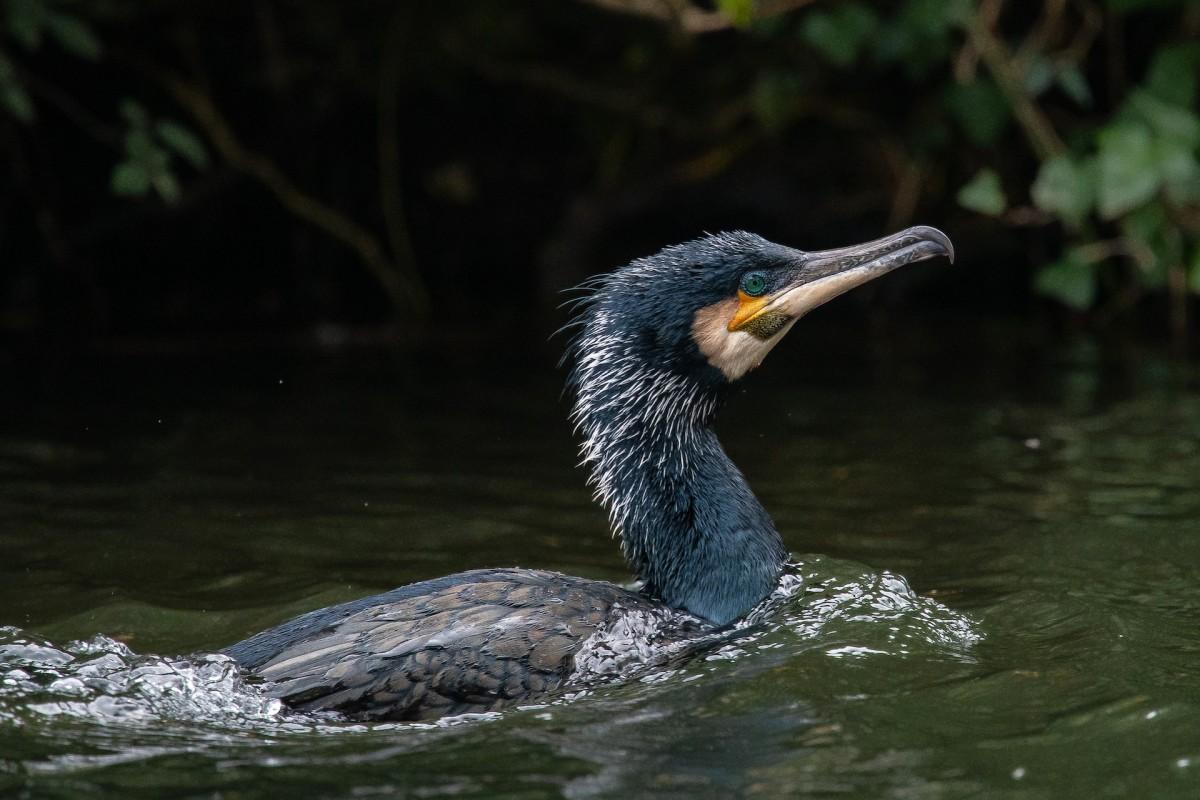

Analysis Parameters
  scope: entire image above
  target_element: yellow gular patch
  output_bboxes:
[693,297,797,381]
[727,290,771,332]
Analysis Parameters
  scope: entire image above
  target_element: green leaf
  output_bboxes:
[1096,122,1161,219]
[957,168,1006,215]
[44,11,100,60]
[124,127,157,161]
[1157,139,1200,203]
[716,0,754,27]
[119,98,149,128]
[874,25,913,66]
[0,53,34,122]
[1024,56,1054,96]
[1129,90,1200,148]
[876,0,967,76]
[1035,253,1096,310]
[151,170,181,204]
[111,160,150,196]
[1,80,34,122]
[1120,201,1167,250]
[944,79,1011,146]
[1056,65,1092,108]
[900,0,961,36]
[1120,203,1174,288]
[1122,90,1200,204]
[801,3,879,67]
[155,120,208,169]
[1144,43,1200,107]
[1031,155,1095,228]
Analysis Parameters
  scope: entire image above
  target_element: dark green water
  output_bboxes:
[2,328,1199,798]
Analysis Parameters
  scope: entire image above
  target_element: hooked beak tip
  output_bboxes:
[910,225,955,264]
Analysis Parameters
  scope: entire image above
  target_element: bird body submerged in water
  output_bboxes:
[226,226,954,720]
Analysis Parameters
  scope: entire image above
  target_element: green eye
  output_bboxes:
[740,272,767,296]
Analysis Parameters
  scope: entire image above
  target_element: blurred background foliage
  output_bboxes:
[1,0,1198,358]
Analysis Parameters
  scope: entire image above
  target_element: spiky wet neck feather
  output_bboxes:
[569,264,787,627]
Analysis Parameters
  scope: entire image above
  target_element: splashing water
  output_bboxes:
[0,628,281,728]
[0,627,515,783]
[0,564,993,800]
[564,556,980,692]
[744,557,982,654]
[1,556,980,769]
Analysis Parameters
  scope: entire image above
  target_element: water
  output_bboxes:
[2,326,1199,798]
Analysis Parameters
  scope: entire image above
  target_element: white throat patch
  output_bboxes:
[691,298,797,381]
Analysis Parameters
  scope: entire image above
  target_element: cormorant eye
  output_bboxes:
[740,272,767,297]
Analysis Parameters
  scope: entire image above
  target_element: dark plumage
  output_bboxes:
[226,570,686,719]
[225,226,953,721]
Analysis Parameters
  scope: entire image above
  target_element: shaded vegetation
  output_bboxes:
[1,0,1198,353]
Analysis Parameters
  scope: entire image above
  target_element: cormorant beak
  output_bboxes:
[728,226,954,333]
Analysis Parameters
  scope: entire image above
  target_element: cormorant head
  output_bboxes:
[567,226,953,624]
[571,225,954,398]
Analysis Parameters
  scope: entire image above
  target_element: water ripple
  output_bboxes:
[1,556,982,783]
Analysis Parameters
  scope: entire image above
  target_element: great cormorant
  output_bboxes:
[225,226,954,720]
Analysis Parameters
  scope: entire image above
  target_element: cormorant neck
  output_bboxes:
[570,342,787,626]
